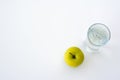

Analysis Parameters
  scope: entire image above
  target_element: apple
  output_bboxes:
[64,47,84,67]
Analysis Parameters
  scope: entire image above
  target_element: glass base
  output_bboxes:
[83,39,101,53]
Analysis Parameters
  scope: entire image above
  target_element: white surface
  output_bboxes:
[0,0,120,80]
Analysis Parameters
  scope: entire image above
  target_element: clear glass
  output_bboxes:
[86,23,111,51]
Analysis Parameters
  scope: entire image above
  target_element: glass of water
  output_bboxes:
[86,23,111,51]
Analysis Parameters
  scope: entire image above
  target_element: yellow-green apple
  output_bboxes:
[64,47,84,67]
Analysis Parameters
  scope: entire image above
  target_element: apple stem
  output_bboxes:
[69,52,76,59]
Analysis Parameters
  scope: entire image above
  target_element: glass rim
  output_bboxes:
[87,23,111,46]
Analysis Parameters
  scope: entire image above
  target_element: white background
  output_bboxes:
[0,0,120,80]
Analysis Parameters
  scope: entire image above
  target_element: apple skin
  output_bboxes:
[64,47,84,67]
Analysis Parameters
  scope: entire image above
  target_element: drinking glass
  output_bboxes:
[86,23,111,51]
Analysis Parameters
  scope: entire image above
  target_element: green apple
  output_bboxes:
[64,47,84,67]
